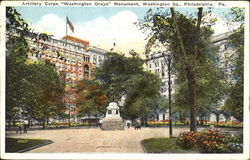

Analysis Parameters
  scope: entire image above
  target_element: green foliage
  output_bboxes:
[224,8,244,122]
[95,52,144,101]
[138,8,226,132]
[226,7,245,23]
[222,135,243,153]
[95,52,162,119]
[6,7,65,123]
[6,8,31,121]
[124,72,162,119]
[23,61,65,120]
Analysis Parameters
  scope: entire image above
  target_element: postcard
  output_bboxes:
[0,1,249,160]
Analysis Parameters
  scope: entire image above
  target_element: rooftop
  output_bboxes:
[62,35,90,46]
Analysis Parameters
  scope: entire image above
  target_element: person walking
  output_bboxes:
[16,124,22,134]
[23,120,28,133]
[127,120,131,129]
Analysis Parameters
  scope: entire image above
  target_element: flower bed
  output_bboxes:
[146,120,243,128]
[177,129,243,153]
[207,121,243,128]
[47,121,99,128]
[147,120,169,127]
[47,122,83,128]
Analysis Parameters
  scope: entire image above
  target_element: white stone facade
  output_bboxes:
[145,32,236,122]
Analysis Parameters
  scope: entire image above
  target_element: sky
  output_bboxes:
[15,7,240,55]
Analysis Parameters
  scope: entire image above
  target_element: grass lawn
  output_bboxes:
[6,137,52,152]
[141,137,199,153]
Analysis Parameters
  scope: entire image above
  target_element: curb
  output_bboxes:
[140,141,147,153]
[17,140,53,153]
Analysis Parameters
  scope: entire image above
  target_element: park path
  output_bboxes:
[6,127,195,153]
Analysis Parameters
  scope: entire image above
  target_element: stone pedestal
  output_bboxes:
[101,102,124,130]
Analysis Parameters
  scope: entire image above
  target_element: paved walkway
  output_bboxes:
[6,127,204,153]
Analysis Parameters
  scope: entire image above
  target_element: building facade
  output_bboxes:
[145,51,178,121]
[145,32,235,122]
[7,27,108,121]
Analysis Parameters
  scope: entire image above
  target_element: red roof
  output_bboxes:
[63,35,89,46]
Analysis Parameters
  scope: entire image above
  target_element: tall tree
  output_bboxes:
[94,52,144,102]
[124,72,162,121]
[138,8,225,132]
[24,61,65,128]
[6,7,31,124]
[6,7,65,127]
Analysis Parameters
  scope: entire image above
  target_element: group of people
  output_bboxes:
[16,121,28,134]
[126,120,141,130]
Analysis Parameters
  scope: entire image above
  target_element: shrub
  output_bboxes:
[177,131,200,149]
[198,129,225,153]
[222,135,243,153]
[177,129,243,153]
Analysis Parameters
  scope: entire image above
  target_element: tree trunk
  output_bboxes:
[95,115,97,126]
[170,7,202,132]
[187,68,197,132]
[216,113,220,124]
[43,118,46,129]
[28,118,31,128]
[145,116,148,127]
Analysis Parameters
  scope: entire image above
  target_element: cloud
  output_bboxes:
[33,11,147,55]
[75,10,147,55]
[203,13,241,35]
[32,14,65,38]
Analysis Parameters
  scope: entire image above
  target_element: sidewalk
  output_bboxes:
[6,127,194,153]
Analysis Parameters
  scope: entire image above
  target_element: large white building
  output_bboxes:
[145,32,236,122]
[145,51,178,121]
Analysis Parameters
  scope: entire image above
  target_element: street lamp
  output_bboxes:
[163,52,173,138]
[167,55,173,138]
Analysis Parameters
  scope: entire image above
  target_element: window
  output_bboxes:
[93,55,97,64]
[84,64,90,78]
[98,56,102,63]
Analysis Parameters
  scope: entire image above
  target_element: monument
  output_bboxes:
[101,102,124,130]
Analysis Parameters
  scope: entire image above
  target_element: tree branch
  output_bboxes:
[194,8,203,58]
[170,8,189,68]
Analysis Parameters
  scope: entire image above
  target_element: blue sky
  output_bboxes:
[14,7,237,54]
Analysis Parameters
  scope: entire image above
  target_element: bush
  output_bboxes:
[198,129,225,153]
[177,131,200,149]
[222,135,243,153]
[177,129,243,153]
